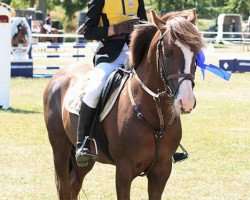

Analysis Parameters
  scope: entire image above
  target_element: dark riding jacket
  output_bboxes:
[83,0,147,66]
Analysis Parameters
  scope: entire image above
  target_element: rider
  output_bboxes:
[43,14,52,33]
[75,0,147,167]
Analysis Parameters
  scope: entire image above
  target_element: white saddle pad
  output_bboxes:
[64,72,127,122]
[64,73,90,116]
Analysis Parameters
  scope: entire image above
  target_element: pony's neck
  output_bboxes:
[131,31,176,125]
[135,31,165,94]
[131,61,175,128]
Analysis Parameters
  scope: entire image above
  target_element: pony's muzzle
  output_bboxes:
[180,97,196,114]
[175,97,196,115]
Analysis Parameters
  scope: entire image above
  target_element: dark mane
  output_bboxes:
[129,22,157,68]
[164,16,204,53]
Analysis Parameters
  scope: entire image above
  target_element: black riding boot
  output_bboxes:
[172,144,189,163]
[75,102,97,167]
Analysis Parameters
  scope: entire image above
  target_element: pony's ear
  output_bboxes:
[187,9,197,24]
[151,10,165,29]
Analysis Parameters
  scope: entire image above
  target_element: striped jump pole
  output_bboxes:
[31,37,97,78]
[33,66,61,70]
[32,43,86,49]
[32,66,62,78]
[32,54,86,58]
[32,41,98,49]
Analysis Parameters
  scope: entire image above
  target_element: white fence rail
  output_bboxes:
[13,31,250,78]
[32,32,250,43]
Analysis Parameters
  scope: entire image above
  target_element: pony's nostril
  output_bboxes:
[180,96,195,112]
[181,107,192,114]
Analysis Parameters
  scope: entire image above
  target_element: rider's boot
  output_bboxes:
[172,152,188,163]
[172,144,189,163]
[75,102,97,167]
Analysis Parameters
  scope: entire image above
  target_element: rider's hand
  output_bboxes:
[113,19,140,35]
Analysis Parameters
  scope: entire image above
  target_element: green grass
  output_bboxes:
[0,63,249,199]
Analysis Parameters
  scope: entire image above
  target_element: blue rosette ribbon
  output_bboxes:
[196,50,231,81]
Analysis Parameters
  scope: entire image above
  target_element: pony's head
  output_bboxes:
[151,9,204,115]
[17,23,28,36]
[129,9,204,115]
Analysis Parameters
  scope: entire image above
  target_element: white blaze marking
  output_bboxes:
[174,40,195,114]
[174,40,193,73]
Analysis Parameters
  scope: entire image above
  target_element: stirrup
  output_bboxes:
[81,136,99,157]
[172,144,189,163]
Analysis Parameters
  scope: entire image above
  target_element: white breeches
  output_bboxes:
[83,44,129,108]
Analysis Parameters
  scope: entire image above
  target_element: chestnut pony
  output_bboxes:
[11,23,28,47]
[43,10,203,200]
[38,23,59,43]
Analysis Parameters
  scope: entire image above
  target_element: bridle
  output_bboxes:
[157,34,195,97]
[128,32,196,176]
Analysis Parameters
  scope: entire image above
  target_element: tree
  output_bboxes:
[62,0,88,21]
[30,0,35,7]
[8,0,249,22]
[225,0,250,18]
[10,0,30,9]
[144,0,249,18]
[2,0,12,5]
[38,0,46,19]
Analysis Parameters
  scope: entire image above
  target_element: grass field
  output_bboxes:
[0,47,250,199]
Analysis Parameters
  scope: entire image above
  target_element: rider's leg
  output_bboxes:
[75,65,113,167]
[76,45,129,167]
[75,102,97,167]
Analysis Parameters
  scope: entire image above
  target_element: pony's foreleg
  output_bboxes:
[147,160,172,200]
[115,163,134,200]
[69,153,95,200]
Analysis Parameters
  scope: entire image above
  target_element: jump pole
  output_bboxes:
[0,3,14,109]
